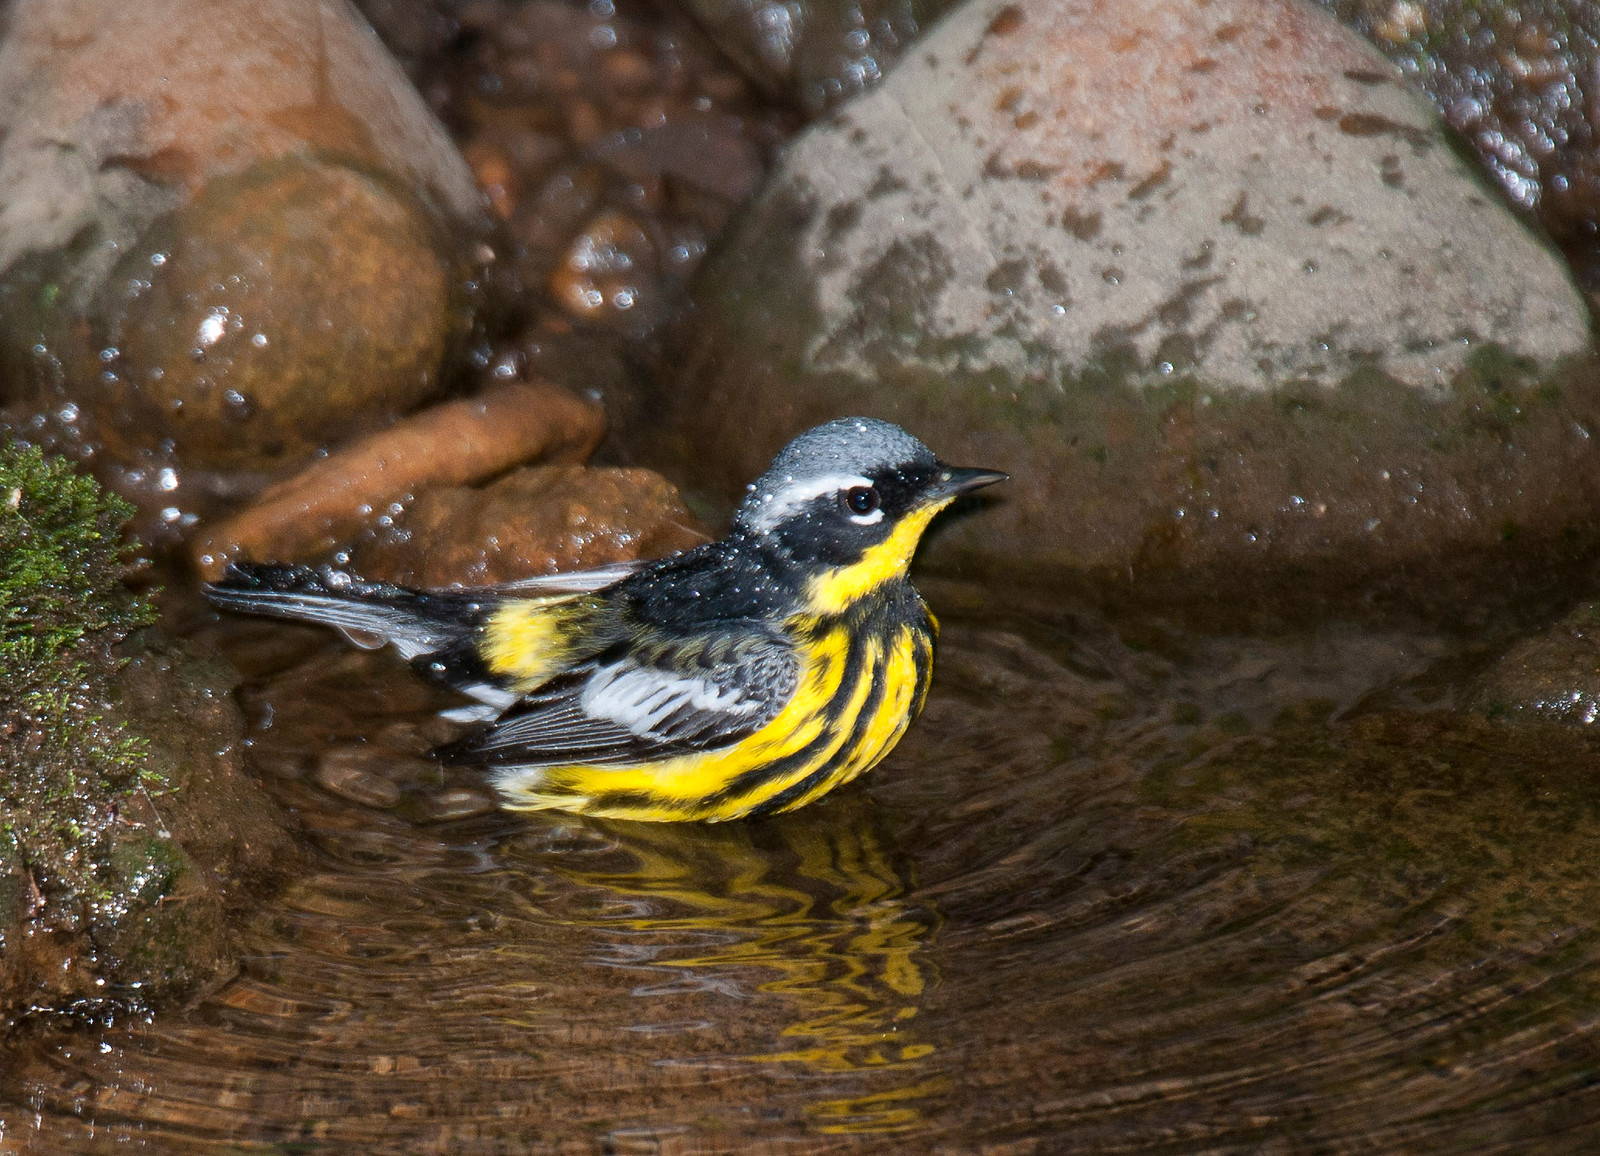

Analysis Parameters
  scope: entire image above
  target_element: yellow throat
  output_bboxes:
[802,498,951,617]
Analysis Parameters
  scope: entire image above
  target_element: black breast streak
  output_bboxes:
[910,630,934,715]
[739,583,932,817]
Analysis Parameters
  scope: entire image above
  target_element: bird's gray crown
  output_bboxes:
[735,417,935,531]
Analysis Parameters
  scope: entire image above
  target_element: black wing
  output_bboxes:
[437,623,799,768]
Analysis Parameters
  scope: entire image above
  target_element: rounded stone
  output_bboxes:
[1467,603,1600,727]
[89,159,457,468]
[655,0,1599,598]
[351,464,711,588]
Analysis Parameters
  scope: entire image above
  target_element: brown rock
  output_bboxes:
[352,464,710,587]
[0,0,486,476]
[0,0,479,263]
[90,159,460,467]
[1467,603,1600,727]
[193,380,606,580]
[413,787,500,823]
[548,211,660,331]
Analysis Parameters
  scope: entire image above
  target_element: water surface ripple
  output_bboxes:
[5,587,1600,1152]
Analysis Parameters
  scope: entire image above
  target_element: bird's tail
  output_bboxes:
[203,563,485,661]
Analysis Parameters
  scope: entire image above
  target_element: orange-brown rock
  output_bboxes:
[193,381,605,580]
[351,464,710,588]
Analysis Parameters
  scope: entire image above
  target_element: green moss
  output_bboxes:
[0,441,150,658]
[0,440,164,964]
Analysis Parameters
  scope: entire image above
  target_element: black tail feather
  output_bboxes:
[203,562,488,661]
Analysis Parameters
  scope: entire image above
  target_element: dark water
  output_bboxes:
[6,581,1600,1152]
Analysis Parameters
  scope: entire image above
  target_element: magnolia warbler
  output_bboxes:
[205,418,1006,821]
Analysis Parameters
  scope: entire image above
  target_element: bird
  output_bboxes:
[204,417,1006,822]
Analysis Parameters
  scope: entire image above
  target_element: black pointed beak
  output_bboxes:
[930,465,1009,500]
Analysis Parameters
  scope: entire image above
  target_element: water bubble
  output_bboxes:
[197,314,226,347]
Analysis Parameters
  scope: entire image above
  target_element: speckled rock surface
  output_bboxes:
[1316,0,1600,289]
[1467,602,1600,726]
[657,0,1599,594]
[1,632,294,1029]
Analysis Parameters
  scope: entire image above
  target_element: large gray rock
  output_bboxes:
[657,0,1600,597]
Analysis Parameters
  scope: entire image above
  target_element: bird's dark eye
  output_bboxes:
[845,486,880,515]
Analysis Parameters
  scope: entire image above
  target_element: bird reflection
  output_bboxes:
[510,792,945,1134]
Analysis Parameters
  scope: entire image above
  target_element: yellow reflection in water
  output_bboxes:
[538,797,945,1134]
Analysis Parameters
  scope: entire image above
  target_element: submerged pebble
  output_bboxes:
[314,751,409,810]
[414,786,500,823]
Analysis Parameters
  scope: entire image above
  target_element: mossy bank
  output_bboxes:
[0,443,291,1031]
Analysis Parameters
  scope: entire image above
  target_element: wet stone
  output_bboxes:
[314,751,409,810]
[679,0,954,113]
[548,211,662,333]
[1467,602,1600,726]
[248,749,311,781]
[413,787,500,824]
[192,380,605,581]
[0,0,486,485]
[351,463,710,588]
[1318,0,1600,289]
[86,159,462,470]
[655,0,1599,603]
[436,0,791,338]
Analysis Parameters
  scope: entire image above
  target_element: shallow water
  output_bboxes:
[6,581,1600,1152]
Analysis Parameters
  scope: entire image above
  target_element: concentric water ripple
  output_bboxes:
[6,592,1600,1152]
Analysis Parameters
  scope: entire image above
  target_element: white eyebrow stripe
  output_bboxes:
[748,473,872,529]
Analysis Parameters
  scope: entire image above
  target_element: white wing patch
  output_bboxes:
[580,664,761,737]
